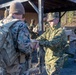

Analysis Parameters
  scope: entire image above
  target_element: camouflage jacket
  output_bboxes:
[3,15,32,54]
[37,24,68,63]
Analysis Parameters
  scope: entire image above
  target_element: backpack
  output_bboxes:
[0,19,19,67]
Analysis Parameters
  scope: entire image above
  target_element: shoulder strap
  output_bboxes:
[4,19,20,29]
[2,19,20,32]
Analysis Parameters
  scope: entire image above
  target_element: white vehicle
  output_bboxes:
[64,27,76,42]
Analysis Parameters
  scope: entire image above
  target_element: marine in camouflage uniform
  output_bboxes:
[0,2,34,75]
[29,19,39,39]
[37,13,69,75]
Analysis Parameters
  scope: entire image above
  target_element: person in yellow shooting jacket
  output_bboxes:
[37,12,69,75]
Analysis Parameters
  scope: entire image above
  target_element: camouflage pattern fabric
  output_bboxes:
[45,55,65,75]
[37,23,69,75]
[3,16,32,54]
[0,15,32,75]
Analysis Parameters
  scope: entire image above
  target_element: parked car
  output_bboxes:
[63,26,76,42]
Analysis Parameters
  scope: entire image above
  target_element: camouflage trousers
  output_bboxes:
[0,60,21,75]
[45,56,65,75]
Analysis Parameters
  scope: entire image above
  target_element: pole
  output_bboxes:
[38,0,44,73]
[38,0,44,32]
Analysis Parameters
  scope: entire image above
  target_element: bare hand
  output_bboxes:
[30,39,39,50]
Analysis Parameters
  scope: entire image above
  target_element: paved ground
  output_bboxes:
[60,58,76,75]
[60,41,76,75]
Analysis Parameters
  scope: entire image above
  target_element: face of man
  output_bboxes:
[49,18,59,28]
